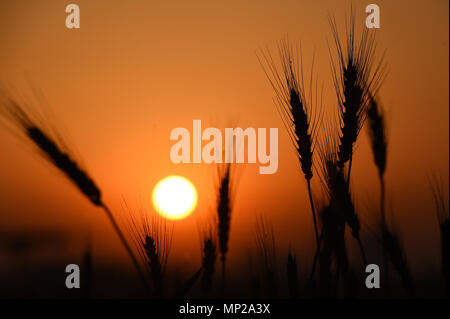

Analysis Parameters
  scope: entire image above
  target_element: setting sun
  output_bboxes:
[152,176,198,220]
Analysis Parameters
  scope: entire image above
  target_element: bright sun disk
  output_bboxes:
[152,175,197,220]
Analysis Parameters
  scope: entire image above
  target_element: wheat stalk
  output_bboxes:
[254,215,277,298]
[366,94,391,293]
[175,268,203,298]
[381,222,415,297]
[259,38,322,246]
[329,11,385,183]
[309,133,368,295]
[0,92,149,291]
[200,228,217,297]
[429,175,449,295]
[216,164,233,296]
[126,203,172,298]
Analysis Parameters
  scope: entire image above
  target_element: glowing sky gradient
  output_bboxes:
[0,0,448,275]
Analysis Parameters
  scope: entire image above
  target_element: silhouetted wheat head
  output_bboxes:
[216,163,235,294]
[367,94,388,228]
[367,95,387,179]
[318,130,362,245]
[199,226,217,297]
[365,94,393,294]
[259,38,322,246]
[0,94,102,206]
[127,204,172,298]
[259,39,321,181]
[329,11,385,181]
[0,90,149,291]
[313,132,367,296]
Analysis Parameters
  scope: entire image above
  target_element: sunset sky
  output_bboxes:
[0,0,448,281]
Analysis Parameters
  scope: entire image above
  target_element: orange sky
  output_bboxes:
[0,0,448,277]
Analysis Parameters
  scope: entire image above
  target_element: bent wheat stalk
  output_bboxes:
[0,94,149,291]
